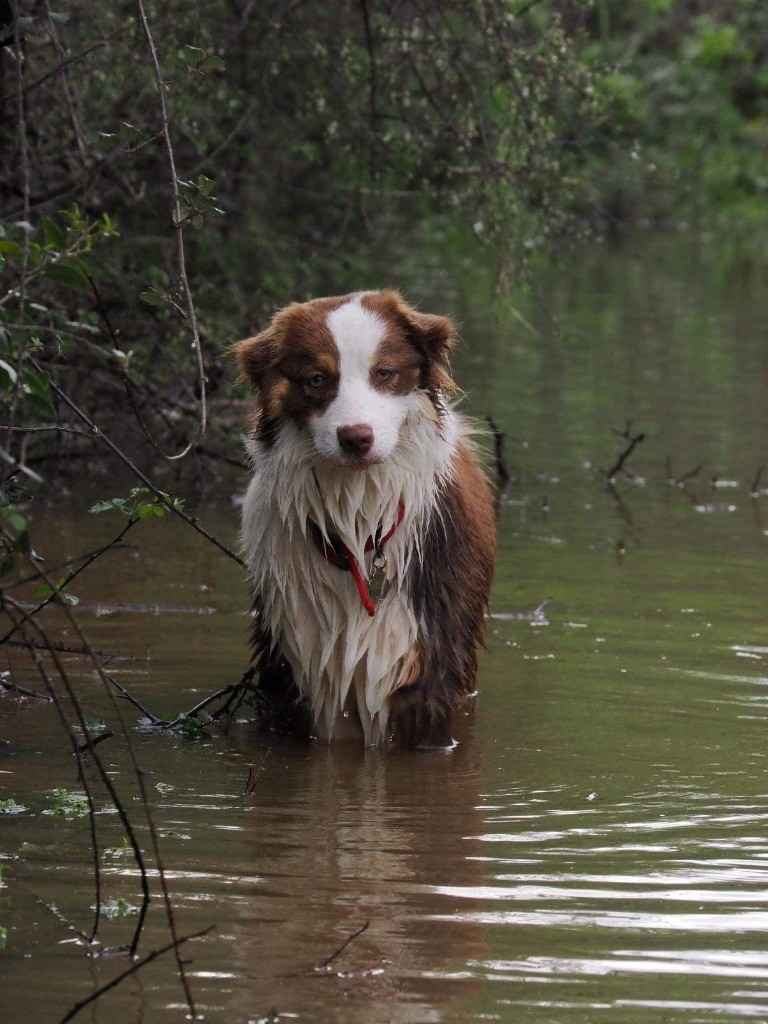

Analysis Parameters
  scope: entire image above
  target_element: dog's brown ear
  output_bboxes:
[232,327,276,391]
[378,290,457,390]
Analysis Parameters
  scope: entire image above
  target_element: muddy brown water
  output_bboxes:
[2,233,768,1023]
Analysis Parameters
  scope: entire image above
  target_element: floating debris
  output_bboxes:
[490,598,552,626]
[694,503,737,514]
[711,477,739,489]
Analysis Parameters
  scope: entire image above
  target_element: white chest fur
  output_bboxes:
[240,403,459,743]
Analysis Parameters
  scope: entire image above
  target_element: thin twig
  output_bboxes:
[0,518,138,648]
[667,461,702,487]
[486,415,511,483]
[14,550,201,1020]
[12,882,92,945]
[359,0,379,179]
[2,589,150,953]
[314,921,370,971]
[58,926,214,1024]
[1,600,104,944]
[243,749,270,797]
[136,0,207,460]
[605,430,645,481]
[0,676,52,701]
[0,424,90,436]
[27,357,245,568]
[5,638,129,662]
[75,729,113,756]
[107,673,166,726]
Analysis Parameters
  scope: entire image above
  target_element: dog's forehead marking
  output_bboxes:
[326,296,387,377]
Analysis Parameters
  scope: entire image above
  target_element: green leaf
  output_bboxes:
[89,497,126,515]
[89,487,184,519]
[45,262,91,292]
[41,216,67,249]
[118,121,140,141]
[0,798,27,815]
[22,369,50,398]
[1,508,27,534]
[23,393,56,420]
[0,240,22,258]
[201,54,225,72]
[0,359,18,387]
[140,290,164,307]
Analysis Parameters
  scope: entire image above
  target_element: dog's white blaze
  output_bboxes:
[241,402,462,743]
[308,296,417,463]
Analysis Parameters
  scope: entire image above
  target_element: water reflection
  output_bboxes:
[2,231,768,1022]
[216,740,487,1023]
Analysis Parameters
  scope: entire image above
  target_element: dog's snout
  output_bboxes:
[337,424,374,457]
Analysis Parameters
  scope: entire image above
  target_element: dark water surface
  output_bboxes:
[2,233,768,1022]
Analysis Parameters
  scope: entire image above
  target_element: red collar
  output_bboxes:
[309,503,405,616]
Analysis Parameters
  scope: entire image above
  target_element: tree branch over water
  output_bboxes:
[59,926,214,1024]
[29,358,245,568]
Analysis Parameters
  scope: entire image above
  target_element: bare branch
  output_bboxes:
[136,0,207,460]
[486,415,512,484]
[605,429,645,481]
[59,926,214,1024]
[0,518,138,648]
[314,921,370,972]
[28,357,245,568]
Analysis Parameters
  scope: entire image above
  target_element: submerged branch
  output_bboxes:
[486,415,511,484]
[314,921,370,972]
[0,676,52,701]
[605,429,646,481]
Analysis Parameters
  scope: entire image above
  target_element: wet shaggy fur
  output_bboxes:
[234,290,496,748]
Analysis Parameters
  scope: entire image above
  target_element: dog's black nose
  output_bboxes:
[337,424,374,457]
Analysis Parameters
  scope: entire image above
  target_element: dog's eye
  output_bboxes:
[375,368,394,382]
[306,373,325,388]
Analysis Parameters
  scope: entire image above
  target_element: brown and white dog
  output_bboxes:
[234,290,495,748]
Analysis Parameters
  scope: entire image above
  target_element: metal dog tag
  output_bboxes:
[368,550,390,603]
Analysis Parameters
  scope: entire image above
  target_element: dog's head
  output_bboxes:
[233,291,456,468]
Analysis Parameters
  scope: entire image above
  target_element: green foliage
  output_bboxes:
[174,714,212,739]
[176,176,224,230]
[102,836,133,861]
[0,503,40,580]
[34,582,80,606]
[0,798,27,815]
[44,788,89,819]
[89,487,184,519]
[93,897,140,919]
[570,0,768,228]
